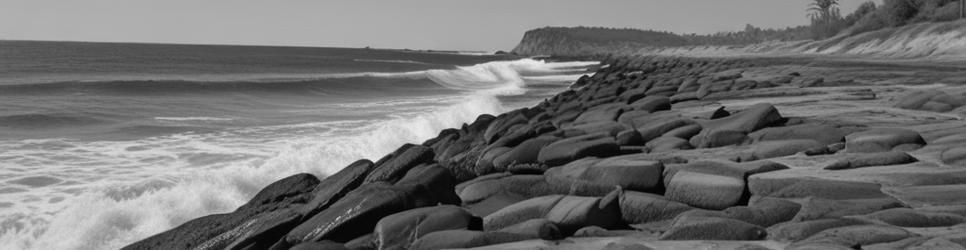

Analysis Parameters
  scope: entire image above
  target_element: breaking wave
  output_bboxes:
[0,58,596,249]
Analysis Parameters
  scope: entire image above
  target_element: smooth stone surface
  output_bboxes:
[619,191,695,224]
[457,173,615,217]
[748,123,847,145]
[660,216,767,241]
[494,219,563,240]
[493,136,559,170]
[844,128,926,153]
[746,139,824,160]
[789,225,916,249]
[856,208,966,228]
[538,133,620,167]
[285,182,439,244]
[645,136,693,152]
[664,171,745,210]
[408,230,536,250]
[373,205,477,250]
[628,95,671,112]
[823,152,918,170]
[482,191,622,234]
[365,144,435,184]
[767,218,870,242]
[692,103,783,148]
[301,160,374,216]
[545,157,664,192]
[790,197,904,222]
[884,184,966,207]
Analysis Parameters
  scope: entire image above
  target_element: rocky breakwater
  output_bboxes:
[124,55,966,250]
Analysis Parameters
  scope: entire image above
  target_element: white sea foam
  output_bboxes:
[352,59,429,64]
[0,58,595,249]
[424,59,597,93]
[154,117,235,122]
[522,73,591,82]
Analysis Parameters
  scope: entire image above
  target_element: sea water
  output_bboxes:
[0,41,596,249]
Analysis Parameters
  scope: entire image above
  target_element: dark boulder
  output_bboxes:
[494,219,563,240]
[664,160,787,210]
[660,216,767,241]
[664,171,745,210]
[858,208,966,227]
[748,123,847,145]
[670,92,699,103]
[122,173,320,250]
[745,139,824,161]
[457,173,614,217]
[545,156,663,192]
[365,144,435,184]
[941,146,966,166]
[823,152,918,170]
[573,104,625,124]
[620,87,649,104]
[615,129,645,146]
[563,120,627,137]
[750,177,895,201]
[616,110,652,128]
[218,209,305,250]
[344,234,375,250]
[290,241,347,250]
[482,191,622,234]
[492,136,559,170]
[506,163,550,175]
[636,118,695,142]
[301,160,374,216]
[284,180,451,245]
[845,128,926,153]
[767,218,870,242]
[691,103,783,148]
[475,147,511,174]
[788,225,916,249]
[619,191,694,224]
[373,205,478,250]
[645,136,693,152]
[662,124,702,140]
[677,198,800,228]
[484,112,528,144]
[894,89,966,112]
[395,164,461,206]
[537,133,620,167]
[628,95,671,112]
[408,230,536,250]
[795,196,905,223]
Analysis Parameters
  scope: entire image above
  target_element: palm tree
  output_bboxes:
[807,0,842,39]
[807,0,840,23]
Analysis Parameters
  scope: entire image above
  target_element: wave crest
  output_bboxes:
[424,58,597,93]
[0,58,597,250]
[0,96,508,250]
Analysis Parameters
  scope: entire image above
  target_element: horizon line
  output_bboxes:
[0,38,494,53]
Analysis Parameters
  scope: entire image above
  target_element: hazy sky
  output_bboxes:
[1,0,881,51]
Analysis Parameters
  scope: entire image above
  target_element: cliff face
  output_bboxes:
[510,27,688,56]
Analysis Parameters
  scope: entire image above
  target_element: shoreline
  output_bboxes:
[124,54,966,250]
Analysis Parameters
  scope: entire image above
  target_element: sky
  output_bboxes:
[1,0,882,51]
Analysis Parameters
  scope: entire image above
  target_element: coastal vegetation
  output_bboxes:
[513,0,965,56]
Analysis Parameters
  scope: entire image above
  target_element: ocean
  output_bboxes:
[0,41,596,249]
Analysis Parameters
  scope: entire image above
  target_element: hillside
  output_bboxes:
[512,20,966,61]
[510,27,689,57]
